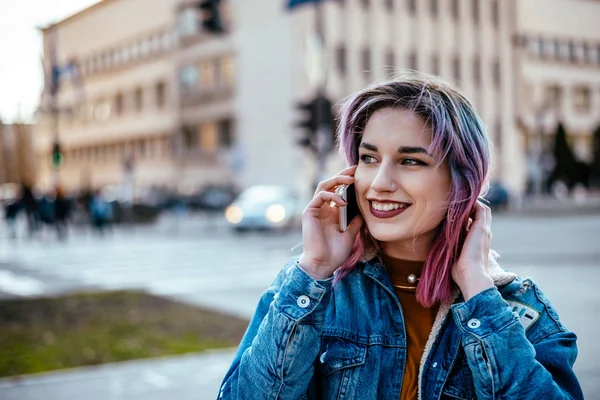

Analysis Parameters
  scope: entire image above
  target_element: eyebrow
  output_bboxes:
[359,142,431,157]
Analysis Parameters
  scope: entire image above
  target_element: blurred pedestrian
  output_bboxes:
[54,186,71,240]
[219,75,583,399]
[4,198,21,239]
[38,191,55,230]
[89,191,112,235]
[20,184,38,237]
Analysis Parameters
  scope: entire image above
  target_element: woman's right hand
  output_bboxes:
[298,165,364,280]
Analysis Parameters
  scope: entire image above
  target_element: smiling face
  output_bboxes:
[354,107,452,260]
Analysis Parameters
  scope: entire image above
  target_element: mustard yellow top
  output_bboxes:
[381,254,439,400]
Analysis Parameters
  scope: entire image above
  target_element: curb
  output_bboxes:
[0,347,236,388]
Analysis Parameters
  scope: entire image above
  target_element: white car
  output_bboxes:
[225,185,299,231]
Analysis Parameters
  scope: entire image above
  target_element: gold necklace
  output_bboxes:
[392,273,420,291]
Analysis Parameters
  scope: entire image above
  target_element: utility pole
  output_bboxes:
[313,2,329,187]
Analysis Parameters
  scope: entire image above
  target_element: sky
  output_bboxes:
[0,0,101,123]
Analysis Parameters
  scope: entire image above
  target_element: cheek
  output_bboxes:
[353,168,369,195]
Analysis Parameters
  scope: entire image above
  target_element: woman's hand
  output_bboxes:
[298,166,364,280]
[451,200,494,301]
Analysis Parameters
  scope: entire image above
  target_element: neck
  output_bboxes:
[379,235,434,262]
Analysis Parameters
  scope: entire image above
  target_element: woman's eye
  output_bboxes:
[401,158,424,166]
[360,154,376,164]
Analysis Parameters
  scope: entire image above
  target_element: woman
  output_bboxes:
[219,76,583,399]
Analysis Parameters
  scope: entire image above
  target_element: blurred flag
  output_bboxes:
[287,0,324,10]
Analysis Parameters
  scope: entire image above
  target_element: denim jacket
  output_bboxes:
[219,257,583,399]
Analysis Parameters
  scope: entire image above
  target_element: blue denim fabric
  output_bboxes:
[219,258,583,399]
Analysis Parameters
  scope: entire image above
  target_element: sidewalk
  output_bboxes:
[0,348,236,400]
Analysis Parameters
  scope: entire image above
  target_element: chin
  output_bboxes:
[366,224,411,243]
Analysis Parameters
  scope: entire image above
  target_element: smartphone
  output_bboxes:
[335,184,359,232]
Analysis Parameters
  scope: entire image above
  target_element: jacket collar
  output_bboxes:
[360,251,516,400]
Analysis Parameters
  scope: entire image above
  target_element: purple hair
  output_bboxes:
[335,75,492,308]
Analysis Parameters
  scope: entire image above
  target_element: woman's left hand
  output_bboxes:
[451,199,495,301]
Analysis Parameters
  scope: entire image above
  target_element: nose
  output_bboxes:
[370,162,397,193]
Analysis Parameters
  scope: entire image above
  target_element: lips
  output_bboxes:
[369,201,411,219]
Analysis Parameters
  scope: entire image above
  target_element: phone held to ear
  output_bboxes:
[335,184,359,232]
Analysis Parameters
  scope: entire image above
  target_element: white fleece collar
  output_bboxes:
[361,247,517,400]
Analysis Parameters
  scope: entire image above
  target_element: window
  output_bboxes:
[161,32,173,50]
[430,0,438,17]
[493,59,501,87]
[408,0,416,15]
[431,55,439,75]
[121,47,130,63]
[573,86,591,113]
[472,0,479,24]
[361,48,371,76]
[336,45,347,75]
[385,49,395,69]
[451,0,459,20]
[139,38,151,57]
[553,39,561,60]
[220,55,235,87]
[453,56,461,81]
[134,87,143,112]
[178,7,198,37]
[473,56,481,85]
[582,43,590,63]
[130,42,140,61]
[200,60,216,89]
[491,0,499,27]
[137,139,146,157]
[102,52,111,70]
[155,82,166,108]
[200,122,218,152]
[114,93,124,115]
[94,99,111,121]
[151,35,161,53]
[183,126,198,149]
[218,118,234,148]
[531,37,543,57]
[495,120,502,150]
[180,65,198,90]
[544,84,563,108]
[113,48,122,65]
[568,41,577,63]
[408,51,418,70]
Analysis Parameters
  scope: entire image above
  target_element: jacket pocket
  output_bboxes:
[316,337,367,399]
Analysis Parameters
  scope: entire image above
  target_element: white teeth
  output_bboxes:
[371,201,407,211]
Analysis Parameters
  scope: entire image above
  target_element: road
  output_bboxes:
[0,213,599,399]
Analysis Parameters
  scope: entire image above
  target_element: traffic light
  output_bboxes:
[294,98,318,151]
[197,0,224,33]
[294,94,335,153]
[52,141,64,167]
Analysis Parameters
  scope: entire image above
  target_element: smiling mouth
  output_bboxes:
[369,201,411,219]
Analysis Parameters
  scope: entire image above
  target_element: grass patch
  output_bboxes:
[0,291,249,377]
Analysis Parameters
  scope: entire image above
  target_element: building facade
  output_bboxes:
[515,0,600,189]
[0,122,37,187]
[34,0,600,200]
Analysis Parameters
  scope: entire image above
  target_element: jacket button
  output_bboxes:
[467,318,481,329]
[320,351,327,363]
[297,295,310,308]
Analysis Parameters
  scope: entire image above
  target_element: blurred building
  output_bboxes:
[0,121,37,186]
[515,0,600,168]
[34,0,600,200]
[35,0,239,196]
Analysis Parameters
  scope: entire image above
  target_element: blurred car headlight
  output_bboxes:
[265,204,286,223]
[225,205,243,224]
